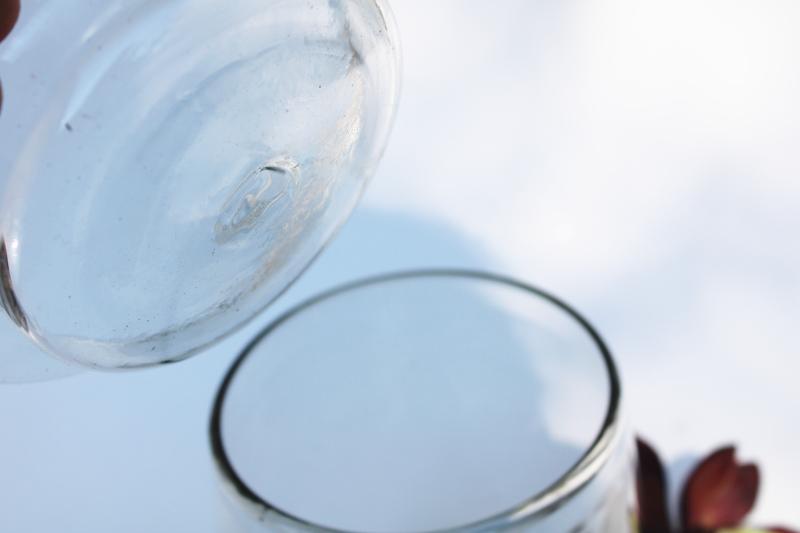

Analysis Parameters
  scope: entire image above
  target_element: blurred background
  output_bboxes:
[1,0,799,531]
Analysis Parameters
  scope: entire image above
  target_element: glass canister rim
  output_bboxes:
[209,268,624,533]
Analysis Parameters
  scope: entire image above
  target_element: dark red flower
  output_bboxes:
[637,438,672,533]
[1,0,20,114]
[0,0,20,43]
[680,446,759,531]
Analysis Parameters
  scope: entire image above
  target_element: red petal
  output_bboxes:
[680,445,759,530]
[636,437,672,533]
[0,0,21,43]
[767,528,800,533]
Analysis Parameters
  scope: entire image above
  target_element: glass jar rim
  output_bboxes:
[209,269,623,533]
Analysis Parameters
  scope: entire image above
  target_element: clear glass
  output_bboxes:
[0,307,78,384]
[211,271,634,532]
[0,0,400,369]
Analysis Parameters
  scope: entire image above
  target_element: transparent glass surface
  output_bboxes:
[0,308,77,384]
[211,271,633,532]
[0,0,400,369]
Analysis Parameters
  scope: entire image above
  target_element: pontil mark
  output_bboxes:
[214,158,298,244]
